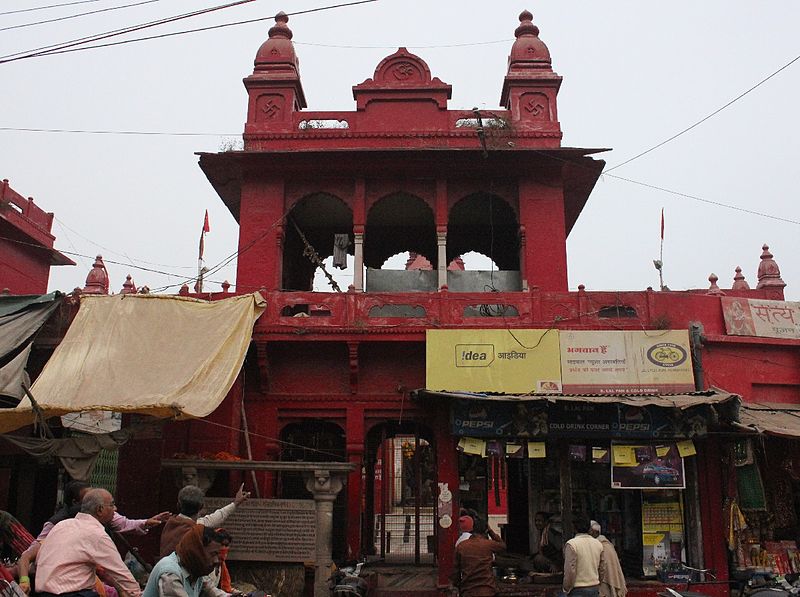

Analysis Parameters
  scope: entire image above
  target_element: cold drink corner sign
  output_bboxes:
[425,329,562,394]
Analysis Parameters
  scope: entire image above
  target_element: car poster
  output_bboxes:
[610,443,685,489]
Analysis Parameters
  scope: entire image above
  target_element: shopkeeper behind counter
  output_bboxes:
[533,511,564,573]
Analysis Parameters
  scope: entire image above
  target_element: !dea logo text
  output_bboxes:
[455,344,495,367]
[646,343,687,367]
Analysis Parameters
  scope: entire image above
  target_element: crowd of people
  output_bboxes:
[451,512,627,597]
[0,480,250,597]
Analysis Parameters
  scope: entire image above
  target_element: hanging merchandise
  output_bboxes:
[736,463,767,510]
[676,440,696,457]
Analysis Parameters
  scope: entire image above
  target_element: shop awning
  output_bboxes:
[0,292,63,401]
[415,387,739,409]
[0,292,265,434]
[735,403,800,438]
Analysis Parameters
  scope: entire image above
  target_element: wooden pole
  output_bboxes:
[240,402,261,498]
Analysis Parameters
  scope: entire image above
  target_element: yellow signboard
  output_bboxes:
[425,329,561,394]
[560,330,694,394]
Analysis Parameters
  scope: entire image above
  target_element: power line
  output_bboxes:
[0,0,378,64]
[603,173,800,226]
[604,52,800,173]
[0,0,163,33]
[295,38,512,50]
[0,0,256,63]
[53,216,195,269]
[2,123,797,227]
[0,126,234,136]
[0,0,105,17]
[3,0,381,62]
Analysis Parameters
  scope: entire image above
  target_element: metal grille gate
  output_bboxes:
[374,430,436,564]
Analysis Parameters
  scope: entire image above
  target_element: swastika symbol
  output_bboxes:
[525,100,545,116]
[262,99,281,119]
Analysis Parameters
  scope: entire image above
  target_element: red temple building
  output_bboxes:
[0,179,74,294]
[4,10,798,597]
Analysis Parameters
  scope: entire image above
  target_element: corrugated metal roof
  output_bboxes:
[415,387,739,410]
[735,403,800,438]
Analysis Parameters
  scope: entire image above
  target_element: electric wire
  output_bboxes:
[603,173,800,226]
[0,0,257,63]
[0,0,105,17]
[604,52,800,173]
[0,0,164,33]
[0,0,378,64]
[0,127,234,136]
[53,216,195,269]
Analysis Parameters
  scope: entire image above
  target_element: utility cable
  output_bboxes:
[0,0,104,17]
[0,0,163,33]
[0,0,378,64]
[0,126,234,136]
[0,0,256,63]
[603,172,800,226]
[604,52,800,173]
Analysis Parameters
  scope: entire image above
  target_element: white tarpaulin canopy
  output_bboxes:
[0,292,265,434]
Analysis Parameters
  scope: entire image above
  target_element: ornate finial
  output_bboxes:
[515,10,539,37]
[707,273,725,296]
[83,255,109,294]
[120,274,137,294]
[756,243,786,290]
[732,266,750,291]
[577,284,586,292]
[221,280,231,293]
[268,11,292,40]
[179,284,190,296]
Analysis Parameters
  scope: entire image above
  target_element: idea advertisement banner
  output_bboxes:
[560,330,695,394]
[426,329,562,394]
[721,297,800,339]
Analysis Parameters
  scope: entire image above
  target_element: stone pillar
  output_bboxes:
[305,469,348,597]
[436,228,447,289]
[353,228,364,291]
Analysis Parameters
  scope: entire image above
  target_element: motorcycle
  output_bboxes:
[329,562,367,597]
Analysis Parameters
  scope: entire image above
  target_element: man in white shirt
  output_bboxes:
[563,515,605,597]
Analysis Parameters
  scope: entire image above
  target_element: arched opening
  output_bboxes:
[279,420,347,560]
[447,194,521,292]
[364,193,435,292]
[448,193,519,269]
[283,193,353,292]
[364,421,436,564]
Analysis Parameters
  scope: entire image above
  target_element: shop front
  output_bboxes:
[422,328,738,597]
[420,389,738,597]
[723,404,800,593]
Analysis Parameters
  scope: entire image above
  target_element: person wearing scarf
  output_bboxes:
[590,521,626,597]
[143,525,230,597]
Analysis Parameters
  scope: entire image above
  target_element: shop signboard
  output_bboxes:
[721,297,800,339]
[426,329,562,394]
[560,330,695,394]
[451,399,710,438]
[610,443,685,489]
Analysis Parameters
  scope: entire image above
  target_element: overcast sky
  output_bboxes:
[2,0,798,299]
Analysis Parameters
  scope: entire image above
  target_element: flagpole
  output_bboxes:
[659,208,665,291]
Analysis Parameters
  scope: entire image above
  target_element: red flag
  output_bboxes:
[199,211,210,260]
[203,210,210,233]
[660,208,664,241]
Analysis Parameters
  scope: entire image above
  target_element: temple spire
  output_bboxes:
[500,10,562,139]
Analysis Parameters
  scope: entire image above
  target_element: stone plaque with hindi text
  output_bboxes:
[203,498,316,562]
